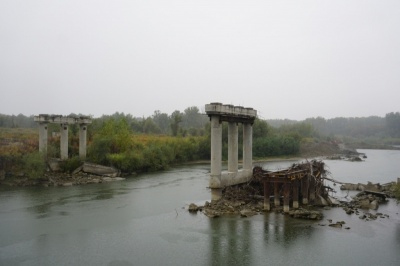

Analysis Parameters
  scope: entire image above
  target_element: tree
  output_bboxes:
[385,112,400,137]
[182,106,208,129]
[88,118,133,164]
[152,110,170,134]
[253,118,271,139]
[170,110,182,136]
[143,118,161,134]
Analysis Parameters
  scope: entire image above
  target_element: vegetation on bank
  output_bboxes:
[87,118,210,172]
[1,108,400,184]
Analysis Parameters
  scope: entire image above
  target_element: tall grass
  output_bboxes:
[89,134,209,173]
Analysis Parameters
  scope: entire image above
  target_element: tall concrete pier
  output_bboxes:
[34,115,92,160]
[205,103,257,201]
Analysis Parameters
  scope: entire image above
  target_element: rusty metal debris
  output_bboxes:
[252,160,333,213]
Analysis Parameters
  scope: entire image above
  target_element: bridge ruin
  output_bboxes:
[204,103,330,213]
[34,114,92,160]
[253,160,329,212]
[205,102,257,201]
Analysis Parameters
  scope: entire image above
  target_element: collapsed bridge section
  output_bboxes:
[253,160,329,212]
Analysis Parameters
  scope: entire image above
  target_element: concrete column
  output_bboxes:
[264,181,271,211]
[210,115,222,201]
[79,124,88,159]
[292,181,299,209]
[243,123,253,171]
[228,122,238,172]
[274,183,280,206]
[283,183,290,213]
[302,177,309,205]
[38,122,48,154]
[60,124,69,160]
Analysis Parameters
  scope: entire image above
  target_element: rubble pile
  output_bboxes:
[339,190,390,220]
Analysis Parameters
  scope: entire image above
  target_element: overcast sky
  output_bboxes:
[1,0,399,120]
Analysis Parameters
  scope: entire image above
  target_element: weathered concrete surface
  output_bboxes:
[82,162,121,177]
[48,158,62,172]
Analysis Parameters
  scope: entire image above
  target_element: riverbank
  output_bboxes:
[0,171,126,187]
[0,140,368,188]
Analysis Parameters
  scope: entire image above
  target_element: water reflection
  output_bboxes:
[263,212,313,248]
[22,184,131,219]
[209,218,253,266]
[209,212,316,265]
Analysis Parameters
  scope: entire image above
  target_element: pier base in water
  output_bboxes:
[211,188,222,202]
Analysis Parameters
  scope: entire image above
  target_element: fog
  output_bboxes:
[1,0,399,119]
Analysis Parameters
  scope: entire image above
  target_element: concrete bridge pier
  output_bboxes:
[60,124,69,160]
[205,103,257,202]
[210,115,222,201]
[38,122,48,154]
[79,124,88,159]
[228,122,238,173]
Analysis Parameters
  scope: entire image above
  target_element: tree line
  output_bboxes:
[267,112,400,139]
[3,110,400,139]
[1,108,400,177]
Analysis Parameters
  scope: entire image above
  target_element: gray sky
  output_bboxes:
[1,0,399,120]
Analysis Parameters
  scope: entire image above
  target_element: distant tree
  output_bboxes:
[304,117,327,136]
[130,117,144,133]
[152,110,170,134]
[253,118,271,139]
[266,119,298,128]
[182,106,208,129]
[170,110,182,136]
[385,112,400,137]
[143,117,161,134]
[0,113,35,128]
[277,122,314,139]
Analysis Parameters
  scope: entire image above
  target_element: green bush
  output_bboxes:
[107,152,143,173]
[142,144,169,171]
[253,136,300,158]
[87,122,211,173]
[23,152,46,179]
[88,136,113,164]
[60,156,82,173]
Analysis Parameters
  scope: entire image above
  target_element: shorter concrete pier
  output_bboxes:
[34,114,92,160]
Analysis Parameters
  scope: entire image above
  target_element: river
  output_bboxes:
[0,149,399,266]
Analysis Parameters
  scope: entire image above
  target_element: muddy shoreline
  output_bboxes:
[0,171,126,187]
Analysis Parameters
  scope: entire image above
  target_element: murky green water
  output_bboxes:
[1,150,399,265]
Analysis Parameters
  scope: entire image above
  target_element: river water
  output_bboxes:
[0,149,399,266]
